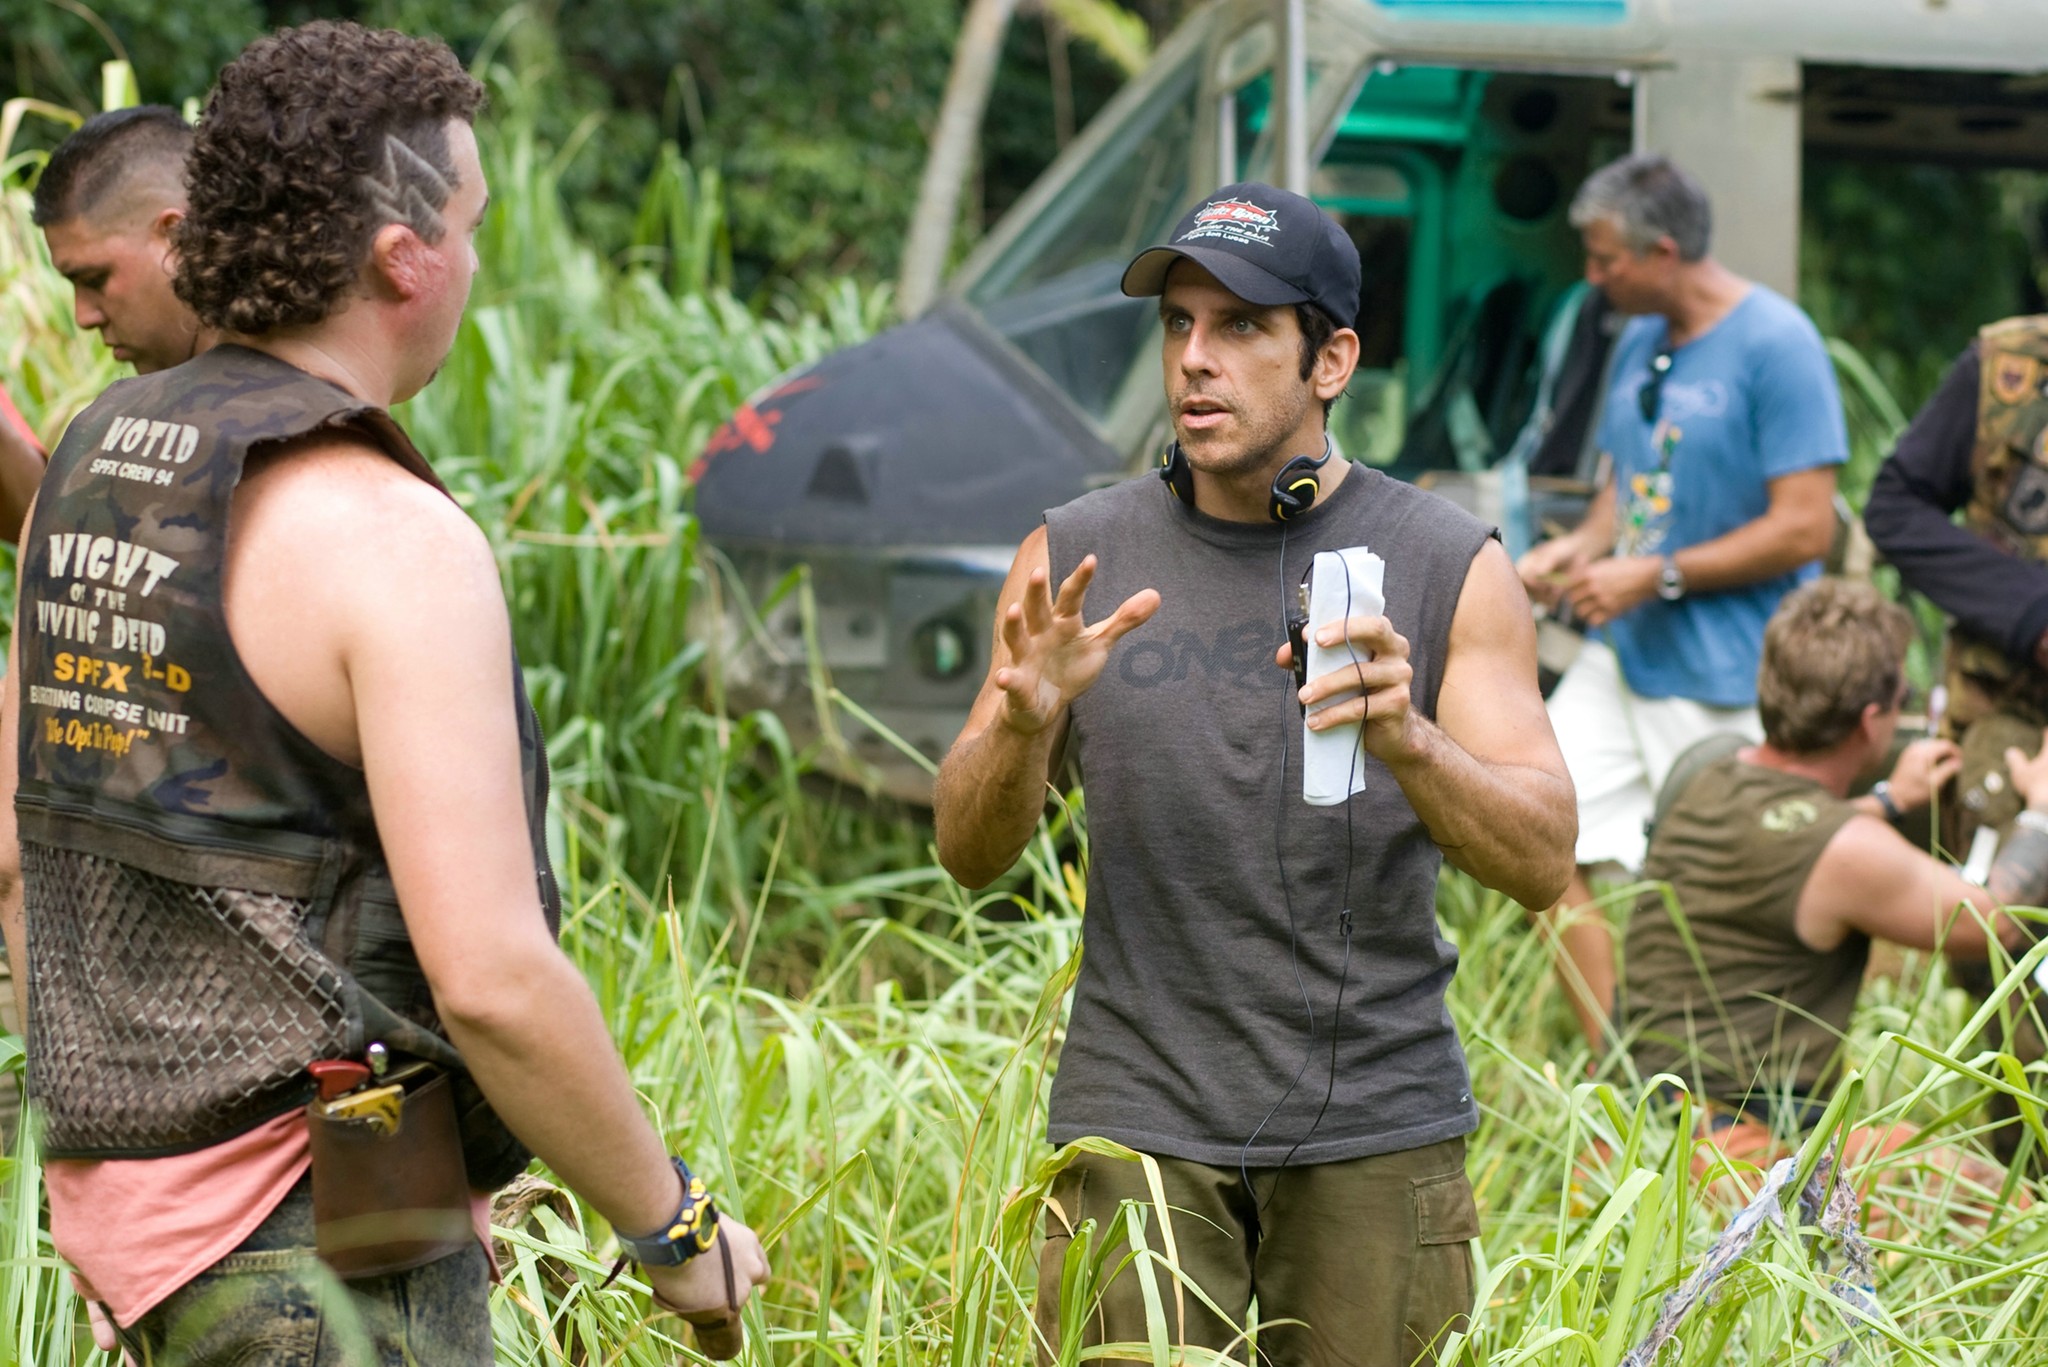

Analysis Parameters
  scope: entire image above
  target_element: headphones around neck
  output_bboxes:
[1160,438,1331,523]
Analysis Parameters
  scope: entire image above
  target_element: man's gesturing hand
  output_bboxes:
[993,554,1159,735]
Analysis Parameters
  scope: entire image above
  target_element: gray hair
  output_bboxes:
[1568,154,1712,262]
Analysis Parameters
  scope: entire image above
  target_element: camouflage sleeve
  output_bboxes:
[1866,344,2048,658]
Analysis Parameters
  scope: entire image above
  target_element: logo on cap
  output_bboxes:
[1180,196,1281,249]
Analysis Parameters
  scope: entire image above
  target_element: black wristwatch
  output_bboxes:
[617,1158,721,1267]
[1870,781,1902,823]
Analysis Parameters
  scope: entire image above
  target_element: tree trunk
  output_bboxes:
[898,0,1019,320]
[1046,11,1075,150]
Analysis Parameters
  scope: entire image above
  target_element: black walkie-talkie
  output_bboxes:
[1286,572,1313,696]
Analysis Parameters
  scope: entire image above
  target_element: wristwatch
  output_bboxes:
[1870,780,1903,823]
[617,1158,722,1266]
[1656,556,1686,602]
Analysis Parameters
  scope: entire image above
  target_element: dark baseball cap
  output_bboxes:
[1121,181,1360,329]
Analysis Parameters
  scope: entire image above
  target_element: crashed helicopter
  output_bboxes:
[693,0,2048,803]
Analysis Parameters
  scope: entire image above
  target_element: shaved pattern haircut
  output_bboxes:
[364,130,457,245]
[30,106,192,229]
[172,21,483,336]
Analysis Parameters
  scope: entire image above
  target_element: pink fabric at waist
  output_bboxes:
[49,1115,502,1327]
[46,1113,313,1326]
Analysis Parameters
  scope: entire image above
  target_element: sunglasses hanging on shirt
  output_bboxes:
[1638,345,1675,425]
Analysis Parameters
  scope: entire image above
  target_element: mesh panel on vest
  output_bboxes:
[23,840,352,1156]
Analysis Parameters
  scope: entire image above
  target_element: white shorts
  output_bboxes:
[1547,640,1760,872]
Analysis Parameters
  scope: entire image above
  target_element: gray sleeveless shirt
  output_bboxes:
[1043,465,1493,1166]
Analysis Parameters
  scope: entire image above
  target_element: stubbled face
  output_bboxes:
[1579,215,1674,316]
[1159,261,1316,482]
[44,208,199,372]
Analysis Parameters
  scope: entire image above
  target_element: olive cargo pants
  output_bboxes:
[1036,1136,1478,1367]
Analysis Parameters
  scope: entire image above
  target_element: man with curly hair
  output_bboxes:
[0,22,768,1362]
[31,106,210,375]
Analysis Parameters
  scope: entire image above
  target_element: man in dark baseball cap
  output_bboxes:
[934,174,1571,1365]
[1121,180,1361,327]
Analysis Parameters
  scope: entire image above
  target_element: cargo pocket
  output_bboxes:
[1413,1168,1480,1246]
[131,1252,326,1367]
[1405,1168,1478,1362]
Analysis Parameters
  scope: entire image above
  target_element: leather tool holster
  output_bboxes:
[307,1069,473,1279]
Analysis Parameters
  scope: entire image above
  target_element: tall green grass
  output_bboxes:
[2,42,2046,1366]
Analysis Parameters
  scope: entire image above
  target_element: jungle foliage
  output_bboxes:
[1,9,2047,1366]
[0,0,1141,290]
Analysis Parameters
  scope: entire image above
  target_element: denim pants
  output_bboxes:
[112,1177,494,1366]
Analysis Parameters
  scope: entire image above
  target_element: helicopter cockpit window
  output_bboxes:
[965,59,1201,425]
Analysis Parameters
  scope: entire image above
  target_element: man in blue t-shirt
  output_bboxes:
[1517,154,1847,1050]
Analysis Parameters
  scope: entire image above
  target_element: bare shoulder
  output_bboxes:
[1434,536,1559,771]
[234,434,491,576]
[1448,538,1534,645]
[1812,813,1919,887]
[1443,538,1541,685]
[1800,812,1940,948]
[1000,525,1051,600]
[229,433,504,647]
[225,434,508,763]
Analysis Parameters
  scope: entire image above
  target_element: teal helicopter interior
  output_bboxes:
[1287,66,1631,480]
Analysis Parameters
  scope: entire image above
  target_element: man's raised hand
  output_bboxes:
[993,554,1158,736]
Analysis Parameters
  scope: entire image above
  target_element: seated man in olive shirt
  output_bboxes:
[1621,579,2047,1142]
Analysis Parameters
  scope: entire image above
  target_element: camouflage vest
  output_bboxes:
[15,345,560,1179]
[1951,316,2048,722]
